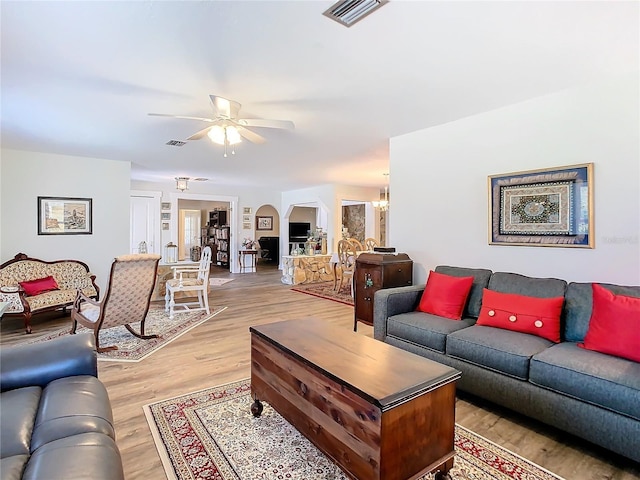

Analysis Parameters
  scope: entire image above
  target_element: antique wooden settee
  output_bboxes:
[0,253,99,333]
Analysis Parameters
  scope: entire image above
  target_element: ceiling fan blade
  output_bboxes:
[148,113,216,122]
[209,95,241,119]
[237,118,295,130]
[236,126,266,144]
[186,126,214,141]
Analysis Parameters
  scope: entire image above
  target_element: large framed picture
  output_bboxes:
[38,196,93,235]
[256,215,273,231]
[488,163,594,248]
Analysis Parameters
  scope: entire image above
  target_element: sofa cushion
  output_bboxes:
[0,455,30,480]
[564,282,640,343]
[446,325,553,380]
[488,272,567,298]
[530,342,640,421]
[31,376,115,452]
[387,312,475,353]
[434,266,493,318]
[23,432,124,480]
[416,270,474,320]
[476,289,564,342]
[578,283,640,362]
[0,386,41,458]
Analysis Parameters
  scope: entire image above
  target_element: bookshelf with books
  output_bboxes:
[214,226,230,267]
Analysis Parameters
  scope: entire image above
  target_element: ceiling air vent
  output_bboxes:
[323,0,388,27]
[166,140,186,147]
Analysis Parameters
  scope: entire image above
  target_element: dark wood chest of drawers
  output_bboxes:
[354,253,413,331]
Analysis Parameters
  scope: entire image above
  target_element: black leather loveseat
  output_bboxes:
[0,333,124,480]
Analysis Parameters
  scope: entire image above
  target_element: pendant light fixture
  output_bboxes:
[175,177,189,192]
[372,173,390,211]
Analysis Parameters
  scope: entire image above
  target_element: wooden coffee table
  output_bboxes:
[249,318,461,480]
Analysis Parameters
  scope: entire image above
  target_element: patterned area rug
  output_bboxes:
[23,305,226,362]
[144,379,565,480]
[291,281,354,306]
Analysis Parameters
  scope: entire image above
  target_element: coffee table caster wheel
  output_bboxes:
[433,471,451,480]
[251,398,263,417]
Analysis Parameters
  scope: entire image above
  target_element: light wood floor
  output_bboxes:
[1,264,638,480]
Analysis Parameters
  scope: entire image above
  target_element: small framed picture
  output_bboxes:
[243,207,252,214]
[256,215,273,231]
[243,214,251,222]
[161,212,171,220]
[161,202,171,210]
[162,222,170,230]
[243,222,251,230]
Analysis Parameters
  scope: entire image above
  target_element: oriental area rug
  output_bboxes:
[23,305,226,362]
[144,379,565,480]
[291,281,354,306]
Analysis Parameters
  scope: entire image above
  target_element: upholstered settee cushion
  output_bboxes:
[31,376,115,452]
[530,342,640,421]
[416,270,474,320]
[476,289,564,343]
[0,454,30,480]
[22,432,124,480]
[578,284,640,362]
[563,282,640,342]
[434,266,492,318]
[387,312,475,353]
[446,325,553,380]
[0,386,41,458]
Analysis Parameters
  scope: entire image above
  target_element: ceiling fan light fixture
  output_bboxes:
[207,125,242,146]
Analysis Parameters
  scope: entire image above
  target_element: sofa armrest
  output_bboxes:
[373,285,425,341]
[0,333,98,392]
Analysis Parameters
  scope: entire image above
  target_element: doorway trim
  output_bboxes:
[169,192,239,273]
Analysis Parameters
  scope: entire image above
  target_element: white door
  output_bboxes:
[130,195,160,254]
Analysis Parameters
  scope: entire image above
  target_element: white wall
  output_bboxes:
[0,150,131,292]
[390,73,640,286]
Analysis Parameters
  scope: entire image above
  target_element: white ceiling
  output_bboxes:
[1,1,638,190]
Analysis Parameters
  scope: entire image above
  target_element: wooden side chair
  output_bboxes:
[70,253,161,352]
[165,246,212,319]
[348,238,364,252]
[364,237,379,250]
[335,239,357,296]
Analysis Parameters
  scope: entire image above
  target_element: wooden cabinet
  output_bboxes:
[214,226,230,267]
[354,253,412,331]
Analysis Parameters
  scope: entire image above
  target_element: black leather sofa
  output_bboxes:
[0,333,124,480]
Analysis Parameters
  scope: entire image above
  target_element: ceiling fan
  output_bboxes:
[149,95,295,157]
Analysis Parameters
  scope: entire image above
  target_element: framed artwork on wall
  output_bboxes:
[243,207,252,214]
[243,214,251,222]
[162,222,170,230]
[161,202,171,210]
[256,216,273,231]
[243,222,251,230]
[488,163,594,248]
[37,196,92,235]
[161,212,171,220]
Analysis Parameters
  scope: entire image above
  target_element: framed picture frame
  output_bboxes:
[243,222,251,230]
[243,207,252,214]
[38,196,93,235]
[488,163,594,248]
[162,222,170,230]
[161,212,171,221]
[161,202,171,210]
[256,215,273,231]
[242,214,251,222]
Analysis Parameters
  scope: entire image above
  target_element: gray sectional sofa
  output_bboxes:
[0,333,124,480]
[373,265,640,463]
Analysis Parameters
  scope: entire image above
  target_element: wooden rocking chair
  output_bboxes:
[70,253,161,352]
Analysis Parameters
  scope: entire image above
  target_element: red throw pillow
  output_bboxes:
[19,276,59,296]
[578,284,640,362]
[416,270,474,320]
[476,289,564,342]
